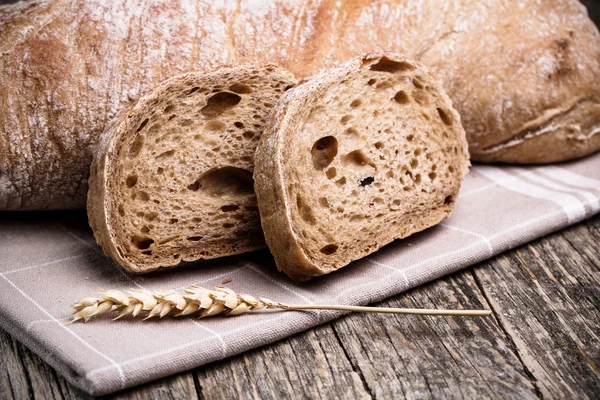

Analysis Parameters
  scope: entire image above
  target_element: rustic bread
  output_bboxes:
[87,65,296,273]
[1,0,599,210]
[254,54,469,280]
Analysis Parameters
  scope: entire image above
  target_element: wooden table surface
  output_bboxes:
[1,214,599,399]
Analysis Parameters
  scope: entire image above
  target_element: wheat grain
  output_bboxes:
[71,285,491,322]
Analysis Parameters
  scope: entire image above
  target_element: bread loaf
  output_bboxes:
[1,0,599,209]
[254,54,469,279]
[87,65,296,273]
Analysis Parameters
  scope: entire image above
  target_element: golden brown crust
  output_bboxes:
[1,0,599,209]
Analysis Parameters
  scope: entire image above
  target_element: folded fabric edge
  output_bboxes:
[0,312,97,395]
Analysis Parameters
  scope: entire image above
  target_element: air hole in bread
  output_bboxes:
[444,195,454,205]
[350,214,364,222]
[297,195,317,225]
[412,78,425,89]
[413,91,429,106]
[184,87,201,96]
[204,120,226,131]
[220,204,240,212]
[242,131,255,140]
[229,83,252,94]
[326,167,337,179]
[187,236,203,241]
[118,205,125,216]
[394,90,409,104]
[369,56,415,73]
[360,177,374,187]
[200,91,241,118]
[429,172,437,181]
[156,149,175,159]
[144,212,158,222]
[437,108,452,125]
[223,223,235,229]
[132,236,154,250]
[126,174,138,188]
[169,218,178,224]
[448,165,455,173]
[180,119,194,127]
[340,115,351,125]
[376,81,393,90]
[320,244,338,255]
[234,121,244,128]
[346,127,359,136]
[137,119,149,132]
[196,166,253,197]
[138,191,150,201]
[311,136,338,170]
[367,79,377,85]
[336,177,347,185]
[415,174,422,184]
[128,136,144,158]
[188,180,201,191]
[141,226,150,234]
[344,150,375,168]
[407,134,414,142]
[319,197,329,207]
[164,104,175,114]
[374,142,384,149]
[350,99,362,108]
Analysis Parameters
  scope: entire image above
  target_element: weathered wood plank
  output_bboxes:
[107,373,199,400]
[331,271,537,399]
[472,216,600,400]
[194,324,371,400]
[0,327,90,400]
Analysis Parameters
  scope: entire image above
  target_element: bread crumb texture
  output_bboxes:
[89,65,296,273]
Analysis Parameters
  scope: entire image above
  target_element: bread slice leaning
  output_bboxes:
[88,65,296,273]
[254,53,470,280]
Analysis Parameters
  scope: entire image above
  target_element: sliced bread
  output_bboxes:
[254,53,470,280]
[88,65,297,273]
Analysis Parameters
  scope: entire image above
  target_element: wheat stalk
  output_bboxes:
[71,285,491,323]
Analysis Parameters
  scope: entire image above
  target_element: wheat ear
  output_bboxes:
[71,285,491,323]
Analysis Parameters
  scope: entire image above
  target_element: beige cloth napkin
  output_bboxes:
[1,156,599,395]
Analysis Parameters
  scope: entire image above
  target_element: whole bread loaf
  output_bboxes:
[254,54,469,279]
[1,0,599,209]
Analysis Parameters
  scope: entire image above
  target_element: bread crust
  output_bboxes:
[255,53,469,279]
[1,0,599,209]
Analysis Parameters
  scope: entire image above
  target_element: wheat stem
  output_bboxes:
[71,285,491,323]
[282,304,491,316]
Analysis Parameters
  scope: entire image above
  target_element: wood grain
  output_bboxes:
[1,215,598,399]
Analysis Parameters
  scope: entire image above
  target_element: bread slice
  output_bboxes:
[254,53,470,280]
[88,65,296,273]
